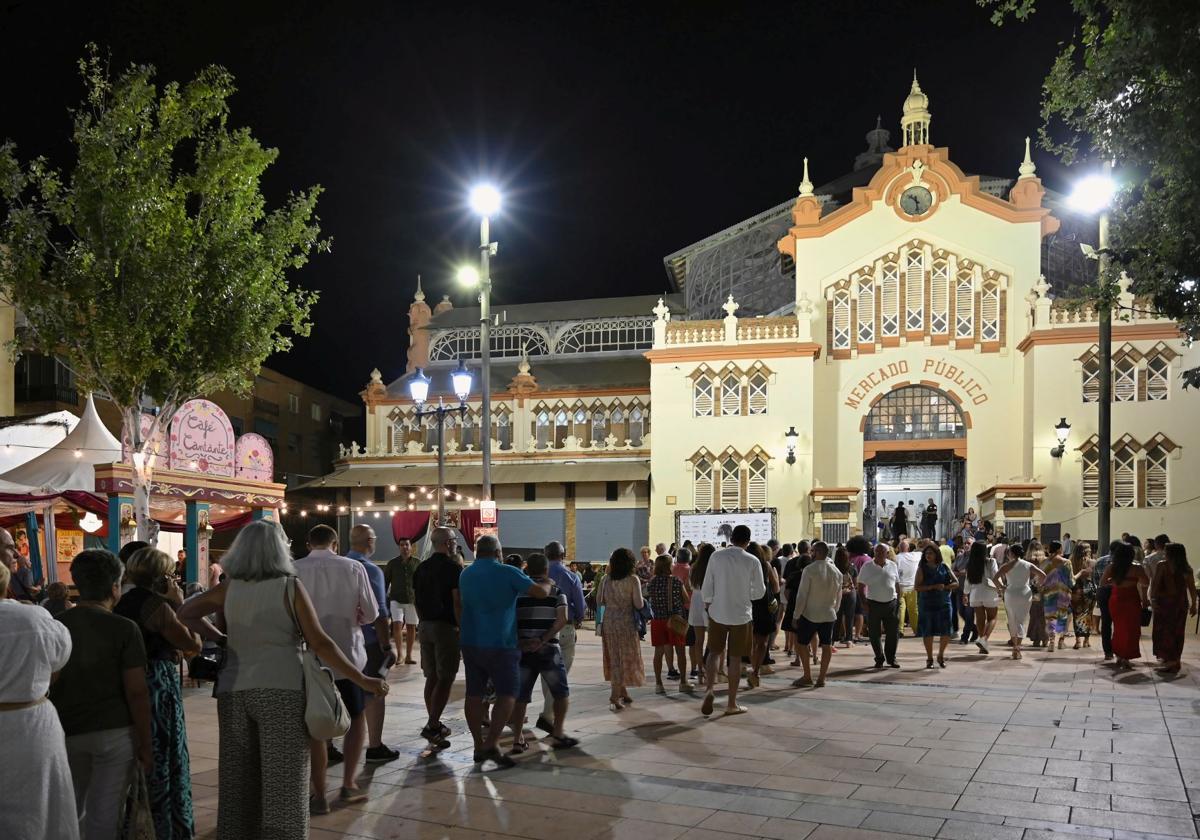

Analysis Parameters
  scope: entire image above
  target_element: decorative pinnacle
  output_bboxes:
[722,295,740,318]
[1018,136,1037,180]
[799,157,814,197]
[414,274,425,302]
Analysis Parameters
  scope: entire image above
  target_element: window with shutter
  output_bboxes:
[955,268,974,338]
[747,368,768,415]
[930,257,949,334]
[1145,446,1168,507]
[881,263,900,336]
[1146,355,1170,401]
[693,373,714,417]
[496,409,511,450]
[591,408,607,444]
[628,406,644,446]
[554,410,569,448]
[460,412,475,450]
[1113,446,1136,508]
[1081,354,1100,403]
[535,410,551,450]
[1113,357,1137,402]
[980,281,1000,342]
[1082,446,1099,509]
[832,290,852,348]
[857,275,875,343]
[747,456,767,510]
[905,249,924,332]
[610,407,625,443]
[720,456,741,512]
[720,371,742,416]
[694,457,713,512]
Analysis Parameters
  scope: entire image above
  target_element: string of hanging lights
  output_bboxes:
[277,485,480,518]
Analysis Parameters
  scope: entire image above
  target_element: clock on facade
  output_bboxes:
[899,185,933,216]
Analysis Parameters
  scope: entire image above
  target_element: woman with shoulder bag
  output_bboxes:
[646,554,692,694]
[178,522,388,840]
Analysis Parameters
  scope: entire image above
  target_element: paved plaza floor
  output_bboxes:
[186,629,1200,840]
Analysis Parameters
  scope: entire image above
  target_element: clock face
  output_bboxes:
[900,185,933,216]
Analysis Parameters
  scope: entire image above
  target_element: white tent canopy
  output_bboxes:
[0,411,79,474]
[0,394,121,494]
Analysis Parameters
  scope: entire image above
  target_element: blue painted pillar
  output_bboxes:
[184,500,209,585]
[252,506,276,522]
[107,495,133,555]
[24,511,43,584]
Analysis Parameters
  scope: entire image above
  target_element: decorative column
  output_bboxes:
[722,295,740,344]
[106,494,134,555]
[252,506,277,522]
[652,298,671,347]
[184,500,210,585]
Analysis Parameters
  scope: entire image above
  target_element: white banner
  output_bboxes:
[675,509,776,547]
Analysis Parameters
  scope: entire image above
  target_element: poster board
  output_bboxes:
[675,509,777,547]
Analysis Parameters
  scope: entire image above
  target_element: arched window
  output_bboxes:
[554,409,570,448]
[591,407,607,445]
[904,248,924,332]
[1081,349,1100,403]
[693,369,715,417]
[856,274,875,344]
[1146,353,1170,401]
[694,456,714,513]
[610,407,625,443]
[832,289,852,349]
[929,255,950,335]
[747,455,768,510]
[573,407,589,444]
[720,454,741,512]
[880,263,900,337]
[1145,445,1168,507]
[980,278,1001,342]
[1081,443,1099,508]
[955,267,974,339]
[720,368,742,416]
[1113,442,1137,507]
[495,407,512,450]
[535,409,551,450]
[628,406,645,446]
[1112,354,1137,402]
[747,366,768,415]
[864,386,966,441]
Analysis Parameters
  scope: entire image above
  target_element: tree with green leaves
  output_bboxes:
[0,47,327,541]
[981,0,1200,385]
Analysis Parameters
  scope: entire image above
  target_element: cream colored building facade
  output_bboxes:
[332,78,1197,558]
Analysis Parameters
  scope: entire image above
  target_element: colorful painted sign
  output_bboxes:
[169,399,236,476]
[235,433,275,483]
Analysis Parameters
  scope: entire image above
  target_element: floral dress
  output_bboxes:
[598,574,645,687]
[1041,560,1073,636]
[1071,568,1097,637]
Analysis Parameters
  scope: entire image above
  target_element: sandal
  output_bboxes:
[620,696,633,706]
[937,657,946,668]
[473,748,515,769]
[926,659,934,669]
[723,705,748,716]
[548,734,580,749]
[510,740,529,755]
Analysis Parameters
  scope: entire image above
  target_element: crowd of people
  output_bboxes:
[2,518,1194,840]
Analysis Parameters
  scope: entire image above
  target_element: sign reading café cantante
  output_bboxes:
[169,399,236,477]
[843,358,990,409]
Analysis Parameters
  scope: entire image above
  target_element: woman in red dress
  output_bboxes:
[1100,542,1149,668]
[1151,544,1198,675]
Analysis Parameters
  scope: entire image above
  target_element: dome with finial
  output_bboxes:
[854,115,894,170]
[900,70,931,147]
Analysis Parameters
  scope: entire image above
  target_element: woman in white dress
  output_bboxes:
[0,548,79,840]
[963,542,1000,654]
[687,544,713,686]
[994,544,1046,660]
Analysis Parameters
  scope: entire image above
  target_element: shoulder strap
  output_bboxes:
[282,576,307,647]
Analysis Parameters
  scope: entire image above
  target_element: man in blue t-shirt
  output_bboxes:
[459,534,550,768]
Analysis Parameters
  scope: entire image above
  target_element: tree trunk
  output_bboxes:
[121,403,177,547]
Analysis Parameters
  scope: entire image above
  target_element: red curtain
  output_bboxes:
[459,508,483,550]
[392,510,433,543]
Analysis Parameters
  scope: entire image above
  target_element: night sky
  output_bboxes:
[1,1,1080,401]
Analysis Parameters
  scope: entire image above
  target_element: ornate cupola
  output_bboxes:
[405,276,433,374]
[900,70,931,148]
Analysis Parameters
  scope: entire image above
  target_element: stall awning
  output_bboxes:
[308,459,650,489]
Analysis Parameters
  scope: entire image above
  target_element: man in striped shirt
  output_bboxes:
[510,553,579,750]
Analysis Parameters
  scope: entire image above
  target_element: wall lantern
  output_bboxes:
[1050,418,1071,458]
[785,426,799,465]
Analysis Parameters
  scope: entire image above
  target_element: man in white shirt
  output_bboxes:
[856,543,903,668]
[894,538,921,637]
[700,524,766,717]
[1061,533,1074,557]
[294,524,381,810]
[790,541,842,688]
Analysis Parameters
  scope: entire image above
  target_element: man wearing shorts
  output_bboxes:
[459,534,550,769]
[412,527,462,750]
[294,524,382,807]
[790,541,843,688]
[345,524,398,763]
[385,537,420,664]
[700,524,765,716]
[511,553,579,750]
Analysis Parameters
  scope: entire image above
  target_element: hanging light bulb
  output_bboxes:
[74,448,83,458]
[300,510,307,518]
[407,503,415,510]
[408,492,415,500]
[388,484,397,492]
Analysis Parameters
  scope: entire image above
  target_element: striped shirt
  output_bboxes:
[516,584,567,643]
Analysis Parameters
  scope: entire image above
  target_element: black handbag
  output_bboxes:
[188,641,226,683]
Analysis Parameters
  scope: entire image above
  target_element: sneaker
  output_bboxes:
[874,659,885,669]
[365,745,400,764]
[326,743,344,766]
[309,794,330,816]
[689,667,699,678]
[887,661,901,669]
[667,669,680,679]
[534,715,554,734]
[976,640,989,655]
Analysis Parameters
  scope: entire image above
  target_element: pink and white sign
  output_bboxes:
[122,413,168,468]
[235,433,274,483]
[169,399,235,476]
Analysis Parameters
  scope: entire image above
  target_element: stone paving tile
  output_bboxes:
[859,810,945,836]
[848,783,959,811]
[1074,777,1190,802]
[952,795,1071,823]
[1070,807,1198,838]
[1109,794,1194,819]
[790,802,872,828]
[962,781,1035,802]
[1044,757,1114,780]
[936,819,1025,840]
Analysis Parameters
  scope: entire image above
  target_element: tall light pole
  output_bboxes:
[408,361,474,524]
[1068,163,1117,551]
[467,184,501,504]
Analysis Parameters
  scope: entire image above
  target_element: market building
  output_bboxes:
[330,76,1197,560]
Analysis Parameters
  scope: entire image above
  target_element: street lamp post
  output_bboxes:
[468,184,501,505]
[408,361,473,525]
[1068,162,1117,551]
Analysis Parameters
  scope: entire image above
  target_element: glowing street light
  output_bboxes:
[468,183,502,217]
[467,183,500,506]
[1067,173,1117,214]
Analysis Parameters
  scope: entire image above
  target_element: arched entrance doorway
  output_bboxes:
[862,384,967,541]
